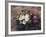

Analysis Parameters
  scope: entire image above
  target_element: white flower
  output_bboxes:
[19,14,30,24]
[19,15,25,20]
[23,20,26,25]
[22,15,25,20]
[25,14,29,21]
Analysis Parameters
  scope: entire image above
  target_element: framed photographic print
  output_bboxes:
[5,0,45,36]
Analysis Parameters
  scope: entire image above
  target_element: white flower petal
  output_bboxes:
[22,15,25,20]
[23,20,26,24]
[19,15,23,20]
[25,14,29,21]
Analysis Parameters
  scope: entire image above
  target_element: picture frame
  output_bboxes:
[5,0,45,36]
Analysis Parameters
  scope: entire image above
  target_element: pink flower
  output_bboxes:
[31,7,38,15]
